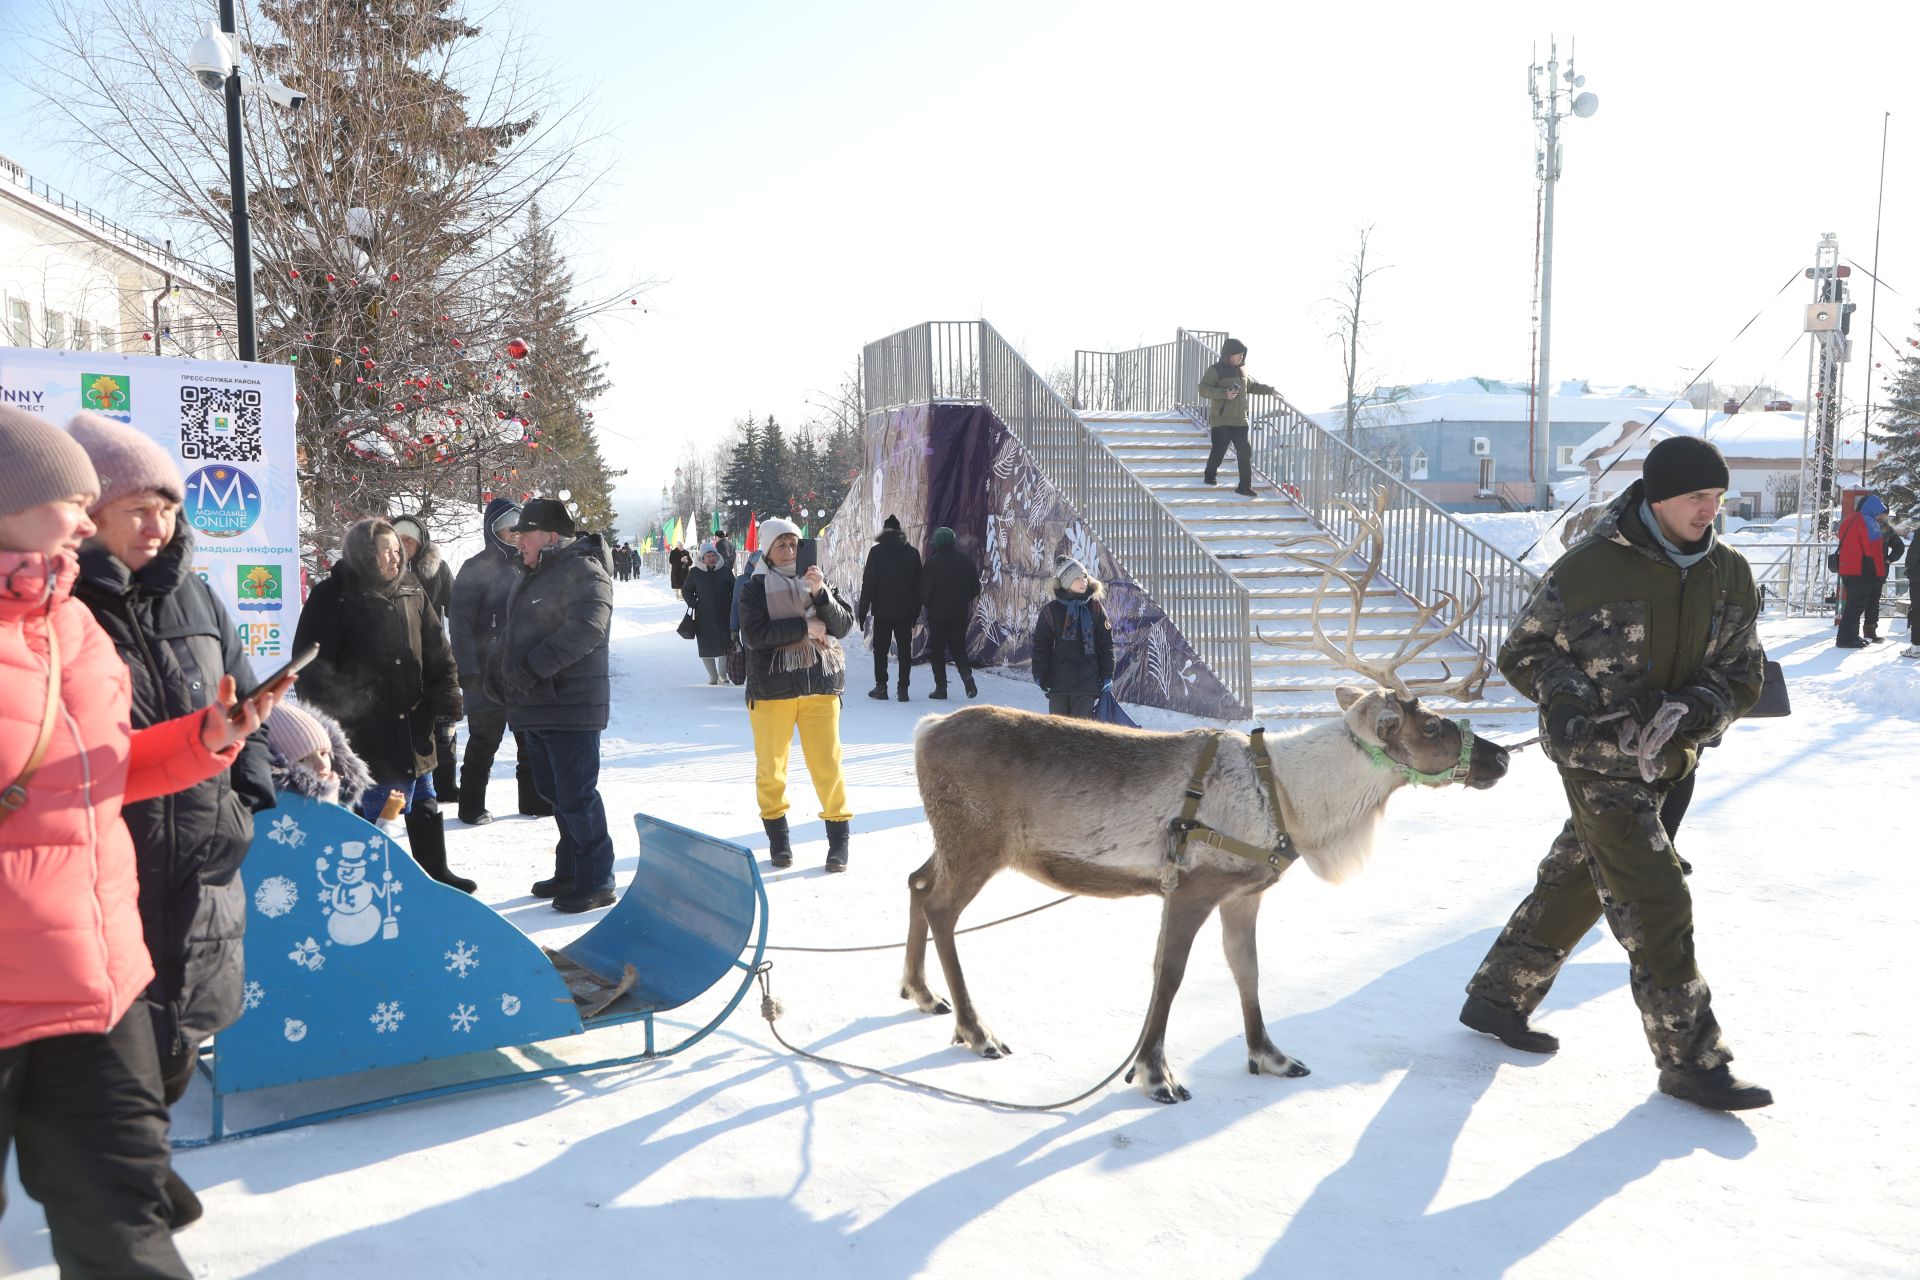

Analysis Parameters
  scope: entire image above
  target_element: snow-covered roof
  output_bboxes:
[1573,406,1877,465]
[1310,377,1679,429]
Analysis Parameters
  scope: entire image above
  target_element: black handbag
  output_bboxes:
[676,608,698,640]
[1827,550,1840,572]
[1747,659,1791,718]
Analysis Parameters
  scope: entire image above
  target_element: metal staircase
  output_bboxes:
[1082,410,1531,719]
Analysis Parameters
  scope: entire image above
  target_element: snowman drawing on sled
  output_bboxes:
[315,838,402,946]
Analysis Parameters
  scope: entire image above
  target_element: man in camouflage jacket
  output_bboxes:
[1462,437,1773,1111]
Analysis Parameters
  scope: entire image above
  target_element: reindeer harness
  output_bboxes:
[1167,728,1299,872]
[1168,720,1479,875]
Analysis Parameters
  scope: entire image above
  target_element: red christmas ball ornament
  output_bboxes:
[389,272,401,282]
[439,314,450,322]
[141,332,152,342]
[325,273,337,283]
[481,490,494,503]
[289,268,300,279]
[422,434,436,446]
[629,298,637,305]
[522,390,533,399]
[359,346,370,355]
[393,403,405,412]
[389,309,398,318]
[505,337,531,360]
[496,411,508,419]
[303,332,313,340]
[450,338,463,349]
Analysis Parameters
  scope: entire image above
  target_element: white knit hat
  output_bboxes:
[1054,554,1090,587]
[266,702,331,764]
[758,517,802,545]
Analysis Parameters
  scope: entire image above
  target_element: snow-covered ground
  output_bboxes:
[6,573,1916,1278]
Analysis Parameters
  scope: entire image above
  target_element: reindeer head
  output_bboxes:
[1335,685,1510,790]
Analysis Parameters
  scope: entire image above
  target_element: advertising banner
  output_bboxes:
[0,346,302,663]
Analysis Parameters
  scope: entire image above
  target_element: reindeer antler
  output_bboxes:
[1260,488,1492,703]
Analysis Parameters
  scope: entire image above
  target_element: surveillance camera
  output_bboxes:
[185,23,236,92]
[249,77,307,110]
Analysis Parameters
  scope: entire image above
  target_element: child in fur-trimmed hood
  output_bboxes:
[265,700,373,808]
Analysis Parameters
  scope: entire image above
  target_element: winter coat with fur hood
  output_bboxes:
[448,497,522,715]
[292,520,463,781]
[267,700,372,808]
[75,527,277,1060]
[1031,579,1115,695]
[1,551,244,1051]
[397,517,454,618]
[493,532,614,732]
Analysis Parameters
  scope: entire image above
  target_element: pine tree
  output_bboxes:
[760,415,789,515]
[1868,313,1920,526]
[492,204,618,530]
[721,415,764,512]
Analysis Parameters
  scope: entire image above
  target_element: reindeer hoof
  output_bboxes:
[1249,1049,1312,1079]
[1129,1062,1190,1103]
[899,984,952,1016]
[953,1026,1011,1058]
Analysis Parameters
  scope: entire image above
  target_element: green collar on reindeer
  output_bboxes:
[1167,728,1298,871]
[1350,719,1476,787]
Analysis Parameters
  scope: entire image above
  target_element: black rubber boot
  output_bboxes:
[1459,995,1559,1054]
[404,807,476,894]
[868,684,889,700]
[824,819,850,873]
[764,816,793,869]
[896,684,910,703]
[163,1165,203,1231]
[1658,1063,1773,1111]
[928,685,949,700]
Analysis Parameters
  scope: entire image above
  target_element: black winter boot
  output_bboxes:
[962,675,978,699]
[824,820,850,873]
[531,873,573,899]
[868,684,889,700]
[764,816,793,869]
[517,765,553,817]
[404,807,476,893]
[1459,995,1559,1054]
[1658,1063,1773,1111]
[928,684,948,700]
[163,1165,203,1231]
[896,684,910,703]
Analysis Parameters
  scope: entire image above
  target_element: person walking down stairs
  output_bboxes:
[1198,337,1276,498]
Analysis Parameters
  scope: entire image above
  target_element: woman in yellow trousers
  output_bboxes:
[737,519,855,871]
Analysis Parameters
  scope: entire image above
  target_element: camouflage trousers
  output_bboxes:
[1466,774,1732,1072]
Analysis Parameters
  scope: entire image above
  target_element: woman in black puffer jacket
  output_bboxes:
[69,413,278,1230]
[293,517,467,890]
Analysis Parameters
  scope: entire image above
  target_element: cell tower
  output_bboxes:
[1791,233,1855,607]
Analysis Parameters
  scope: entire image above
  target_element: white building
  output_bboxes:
[0,152,234,363]
[1571,407,1878,519]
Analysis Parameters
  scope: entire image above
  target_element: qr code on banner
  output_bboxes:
[179,385,264,461]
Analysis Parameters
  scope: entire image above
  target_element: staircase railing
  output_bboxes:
[865,321,1253,714]
[1080,329,1543,661]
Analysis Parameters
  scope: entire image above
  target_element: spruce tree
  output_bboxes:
[493,204,618,530]
[1868,313,1920,526]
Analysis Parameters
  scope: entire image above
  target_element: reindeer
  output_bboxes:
[900,491,1512,1102]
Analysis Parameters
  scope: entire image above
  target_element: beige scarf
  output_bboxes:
[759,561,845,677]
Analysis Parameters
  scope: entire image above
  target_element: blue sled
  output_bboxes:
[179,793,768,1146]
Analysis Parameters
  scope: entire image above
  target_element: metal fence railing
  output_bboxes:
[1076,328,1543,659]
[865,320,1254,714]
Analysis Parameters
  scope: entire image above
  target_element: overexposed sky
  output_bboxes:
[4,1,1915,530]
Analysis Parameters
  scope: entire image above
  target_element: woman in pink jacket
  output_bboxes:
[0,406,280,1279]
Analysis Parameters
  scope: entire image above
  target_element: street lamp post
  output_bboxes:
[217,0,254,361]
[1528,39,1599,509]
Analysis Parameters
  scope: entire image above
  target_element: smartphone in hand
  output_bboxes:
[230,643,319,723]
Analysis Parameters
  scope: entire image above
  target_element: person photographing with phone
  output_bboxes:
[1197,337,1276,497]
[0,405,283,1278]
[738,518,855,872]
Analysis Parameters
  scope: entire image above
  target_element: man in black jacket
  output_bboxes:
[857,513,922,701]
[69,412,276,1229]
[447,498,548,824]
[920,526,981,699]
[492,497,617,913]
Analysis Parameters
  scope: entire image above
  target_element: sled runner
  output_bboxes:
[177,794,768,1146]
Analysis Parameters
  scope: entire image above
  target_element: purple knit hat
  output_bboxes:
[67,412,184,515]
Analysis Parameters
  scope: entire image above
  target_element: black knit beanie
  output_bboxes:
[1642,436,1730,504]
[882,513,901,531]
